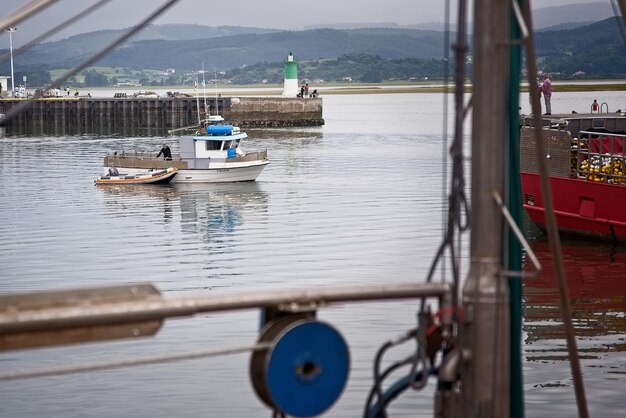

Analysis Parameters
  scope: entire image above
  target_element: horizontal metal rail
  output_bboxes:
[104,150,267,169]
[0,282,451,336]
[104,155,189,170]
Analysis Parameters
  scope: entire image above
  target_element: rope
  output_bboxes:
[0,342,271,382]
[1,0,182,124]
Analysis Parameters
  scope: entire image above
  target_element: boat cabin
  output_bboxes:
[179,124,247,169]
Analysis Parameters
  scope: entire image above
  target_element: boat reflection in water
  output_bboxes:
[523,239,626,361]
[96,182,268,246]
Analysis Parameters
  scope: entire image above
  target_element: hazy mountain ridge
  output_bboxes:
[532,2,614,29]
[24,24,281,66]
[17,27,449,72]
[3,3,625,83]
[535,17,626,75]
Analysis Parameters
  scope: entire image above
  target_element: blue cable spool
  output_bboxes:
[250,318,350,417]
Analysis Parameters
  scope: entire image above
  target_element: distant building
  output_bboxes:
[0,76,9,96]
[165,68,176,74]
[342,76,353,82]
[573,70,586,77]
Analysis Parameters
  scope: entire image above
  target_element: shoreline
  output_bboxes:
[7,81,626,100]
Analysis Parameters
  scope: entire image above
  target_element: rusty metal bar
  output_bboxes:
[0,282,451,338]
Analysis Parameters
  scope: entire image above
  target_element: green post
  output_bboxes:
[508,2,524,417]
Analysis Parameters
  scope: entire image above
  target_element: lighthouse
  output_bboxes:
[282,52,298,97]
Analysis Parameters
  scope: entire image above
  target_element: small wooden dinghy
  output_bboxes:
[95,167,178,185]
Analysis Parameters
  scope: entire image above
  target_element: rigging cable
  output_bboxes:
[619,0,626,27]
[365,0,471,410]
[0,0,113,67]
[440,0,451,281]
[0,0,59,32]
[0,342,271,382]
[409,0,471,390]
[1,0,182,124]
[363,328,420,417]
[610,0,626,45]
[520,0,590,417]
[365,2,471,414]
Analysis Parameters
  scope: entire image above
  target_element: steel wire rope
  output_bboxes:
[1,0,181,124]
[0,342,272,381]
[619,0,626,29]
[611,0,626,45]
[0,0,113,67]
[365,4,471,414]
[441,0,451,281]
[0,0,59,32]
[520,0,589,416]
[406,0,471,393]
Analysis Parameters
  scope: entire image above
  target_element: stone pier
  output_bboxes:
[0,96,324,136]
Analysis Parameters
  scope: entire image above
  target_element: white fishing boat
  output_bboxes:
[95,167,178,185]
[101,117,268,183]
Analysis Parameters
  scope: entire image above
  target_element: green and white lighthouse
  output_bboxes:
[282,52,298,97]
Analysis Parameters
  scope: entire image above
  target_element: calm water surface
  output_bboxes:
[1,92,625,417]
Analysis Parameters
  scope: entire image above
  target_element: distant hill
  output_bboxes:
[3,10,626,86]
[535,17,626,76]
[301,2,616,32]
[535,21,597,32]
[15,27,449,72]
[13,2,618,73]
[532,2,614,29]
[21,24,280,67]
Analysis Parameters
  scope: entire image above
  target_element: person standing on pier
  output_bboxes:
[539,73,552,115]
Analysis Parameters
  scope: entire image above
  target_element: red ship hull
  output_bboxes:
[521,172,626,243]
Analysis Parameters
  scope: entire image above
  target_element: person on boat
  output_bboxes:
[539,73,552,115]
[157,144,172,160]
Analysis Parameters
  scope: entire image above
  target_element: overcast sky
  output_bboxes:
[0,0,607,47]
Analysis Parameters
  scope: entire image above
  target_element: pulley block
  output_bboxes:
[250,316,350,417]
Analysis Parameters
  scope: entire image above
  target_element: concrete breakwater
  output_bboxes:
[0,96,324,136]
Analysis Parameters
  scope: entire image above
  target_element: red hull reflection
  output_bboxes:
[523,239,626,349]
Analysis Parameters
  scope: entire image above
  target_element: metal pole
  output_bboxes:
[507,3,525,417]
[0,282,451,336]
[7,27,16,95]
[461,0,511,416]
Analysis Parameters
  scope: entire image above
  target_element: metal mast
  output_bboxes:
[461,0,511,416]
